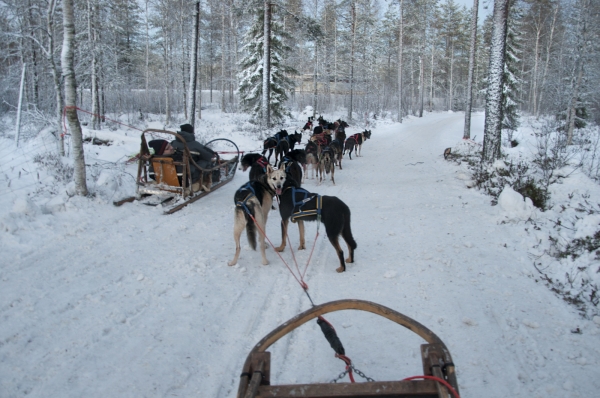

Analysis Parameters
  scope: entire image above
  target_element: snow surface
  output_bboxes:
[1,110,600,397]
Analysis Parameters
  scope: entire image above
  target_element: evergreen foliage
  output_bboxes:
[238,5,297,127]
[502,0,523,136]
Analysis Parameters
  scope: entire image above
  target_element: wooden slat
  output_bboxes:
[256,380,440,398]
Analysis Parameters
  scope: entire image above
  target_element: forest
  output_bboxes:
[0,0,598,140]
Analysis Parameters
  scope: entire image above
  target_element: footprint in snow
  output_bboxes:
[462,317,478,327]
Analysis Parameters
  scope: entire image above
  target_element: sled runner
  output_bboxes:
[237,299,459,398]
[114,129,240,214]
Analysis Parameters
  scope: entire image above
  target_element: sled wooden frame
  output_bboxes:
[237,299,459,398]
[114,129,240,214]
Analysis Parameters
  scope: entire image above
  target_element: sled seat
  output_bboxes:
[149,157,181,187]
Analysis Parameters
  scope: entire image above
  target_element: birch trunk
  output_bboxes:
[187,1,200,125]
[61,0,88,195]
[482,0,509,164]
[464,0,478,139]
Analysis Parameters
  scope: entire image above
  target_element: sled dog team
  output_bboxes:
[229,117,371,273]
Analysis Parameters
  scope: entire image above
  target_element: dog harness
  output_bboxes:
[285,186,322,222]
[280,156,294,173]
[235,182,257,215]
[256,156,269,172]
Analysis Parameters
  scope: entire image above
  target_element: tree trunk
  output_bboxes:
[262,0,272,128]
[429,43,434,112]
[418,54,424,117]
[531,27,541,117]
[44,0,65,155]
[61,0,88,195]
[187,1,200,125]
[87,0,100,130]
[397,0,403,122]
[449,41,454,111]
[180,0,187,120]
[537,3,559,119]
[464,0,478,139]
[348,0,356,121]
[482,0,509,164]
[221,3,226,112]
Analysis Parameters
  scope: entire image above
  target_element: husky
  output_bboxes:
[275,178,357,273]
[343,136,356,159]
[317,146,335,185]
[228,166,286,266]
[329,138,344,169]
[278,149,306,186]
[304,141,320,180]
[262,130,288,164]
[275,131,302,165]
[240,152,270,182]
[353,130,371,157]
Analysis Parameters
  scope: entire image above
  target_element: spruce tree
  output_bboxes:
[502,0,523,139]
[238,4,297,127]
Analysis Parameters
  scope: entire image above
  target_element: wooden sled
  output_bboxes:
[237,299,459,398]
[114,129,240,214]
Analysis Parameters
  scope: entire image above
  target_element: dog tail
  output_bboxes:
[244,204,258,251]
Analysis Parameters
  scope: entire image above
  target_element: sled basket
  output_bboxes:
[113,129,240,214]
[237,299,459,398]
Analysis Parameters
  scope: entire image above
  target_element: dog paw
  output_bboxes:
[262,260,269,265]
[298,245,306,250]
[228,261,237,266]
[336,266,345,273]
[275,246,285,252]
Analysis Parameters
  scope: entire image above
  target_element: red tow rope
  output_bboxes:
[402,375,460,398]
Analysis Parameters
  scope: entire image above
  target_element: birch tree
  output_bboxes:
[463,0,478,139]
[61,0,88,195]
[187,1,200,125]
[482,0,509,163]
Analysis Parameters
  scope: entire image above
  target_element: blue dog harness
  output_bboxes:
[286,186,322,222]
[235,182,257,215]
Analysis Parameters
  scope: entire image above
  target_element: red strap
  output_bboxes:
[402,375,460,398]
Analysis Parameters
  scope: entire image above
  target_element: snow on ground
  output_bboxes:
[1,110,600,397]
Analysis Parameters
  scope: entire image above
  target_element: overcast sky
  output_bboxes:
[454,0,493,19]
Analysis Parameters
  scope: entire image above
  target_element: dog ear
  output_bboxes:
[266,164,274,174]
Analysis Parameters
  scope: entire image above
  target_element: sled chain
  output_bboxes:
[351,365,375,382]
[331,368,350,383]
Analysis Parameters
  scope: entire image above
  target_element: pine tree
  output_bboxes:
[238,4,297,127]
[502,0,523,138]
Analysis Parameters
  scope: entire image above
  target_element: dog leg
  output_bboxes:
[256,211,269,265]
[228,211,246,266]
[297,220,306,250]
[328,236,346,273]
[276,218,289,252]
